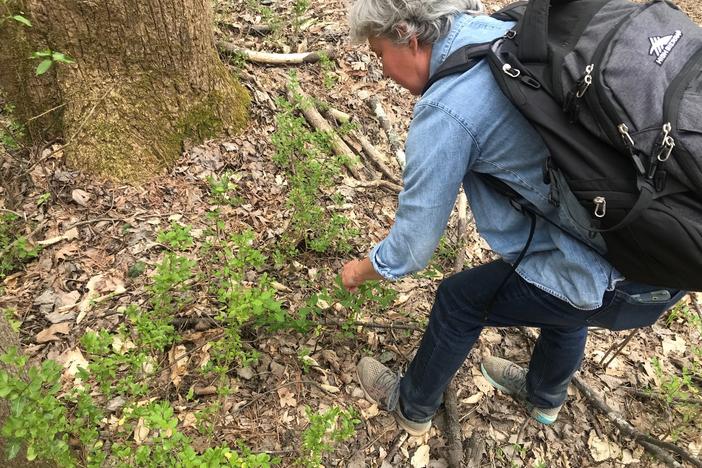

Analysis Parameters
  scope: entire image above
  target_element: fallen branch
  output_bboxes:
[323,106,402,184]
[622,387,702,406]
[465,433,486,468]
[218,41,333,64]
[367,96,406,169]
[287,84,365,180]
[444,192,470,468]
[349,179,402,193]
[321,319,421,332]
[520,327,699,467]
[444,382,463,467]
[325,106,352,124]
[599,329,638,369]
[341,131,402,186]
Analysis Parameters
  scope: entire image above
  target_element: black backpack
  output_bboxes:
[424,0,702,291]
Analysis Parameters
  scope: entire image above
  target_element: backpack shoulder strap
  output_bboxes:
[491,1,528,22]
[421,42,492,95]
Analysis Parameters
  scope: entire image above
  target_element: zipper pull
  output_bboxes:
[593,196,607,218]
[656,122,675,162]
[502,63,521,78]
[575,64,594,98]
[648,122,676,179]
[618,123,646,175]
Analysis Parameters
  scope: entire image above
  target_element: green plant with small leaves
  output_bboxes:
[157,221,194,250]
[272,88,358,256]
[150,253,196,313]
[297,347,314,373]
[127,304,177,353]
[0,1,31,28]
[296,406,359,467]
[30,49,74,76]
[332,276,398,326]
[318,52,338,90]
[79,329,151,398]
[3,307,21,333]
[649,356,701,442]
[206,170,243,206]
[0,213,41,280]
[0,348,78,466]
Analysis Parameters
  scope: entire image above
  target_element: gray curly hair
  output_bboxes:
[348,0,485,45]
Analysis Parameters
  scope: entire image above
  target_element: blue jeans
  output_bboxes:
[398,260,683,422]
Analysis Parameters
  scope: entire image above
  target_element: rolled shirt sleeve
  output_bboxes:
[370,102,477,280]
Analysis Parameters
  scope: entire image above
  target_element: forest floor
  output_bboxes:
[1,0,701,466]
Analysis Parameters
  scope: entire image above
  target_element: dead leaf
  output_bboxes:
[320,384,340,394]
[461,392,483,405]
[661,336,687,355]
[112,335,136,355]
[472,374,495,395]
[133,417,149,444]
[168,345,188,387]
[38,227,79,246]
[360,403,379,419]
[277,387,297,408]
[411,444,430,468]
[45,310,77,324]
[36,322,71,343]
[587,431,621,462]
[71,189,91,206]
[56,347,89,378]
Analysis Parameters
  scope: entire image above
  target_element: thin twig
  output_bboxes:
[600,329,638,369]
[444,192,470,468]
[320,319,421,332]
[349,179,402,193]
[622,387,702,406]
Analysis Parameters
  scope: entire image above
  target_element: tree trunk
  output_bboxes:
[0,0,249,181]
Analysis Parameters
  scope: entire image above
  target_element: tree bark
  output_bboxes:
[0,0,249,181]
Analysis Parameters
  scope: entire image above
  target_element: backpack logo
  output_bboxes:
[649,30,683,65]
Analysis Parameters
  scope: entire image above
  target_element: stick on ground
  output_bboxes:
[444,192,470,468]
[218,41,334,64]
[287,84,365,180]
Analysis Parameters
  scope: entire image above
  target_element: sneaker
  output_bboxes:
[356,357,432,436]
[480,356,562,425]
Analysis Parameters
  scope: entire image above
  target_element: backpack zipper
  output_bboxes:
[586,3,652,174]
[586,9,646,151]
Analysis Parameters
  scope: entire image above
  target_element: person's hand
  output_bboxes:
[340,258,382,293]
[341,259,365,293]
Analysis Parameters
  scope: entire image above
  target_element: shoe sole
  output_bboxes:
[480,363,557,425]
[355,368,431,436]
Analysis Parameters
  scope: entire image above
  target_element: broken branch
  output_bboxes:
[445,192,470,468]
[367,96,406,169]
[287,84,365,180]
[218,41,334,64]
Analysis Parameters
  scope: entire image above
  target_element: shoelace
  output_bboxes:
[502,364,528,395]
[373,369,400,408]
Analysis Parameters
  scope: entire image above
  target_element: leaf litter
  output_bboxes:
[0,0,701,466]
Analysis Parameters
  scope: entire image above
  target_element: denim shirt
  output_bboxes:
[369,13,623,310]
